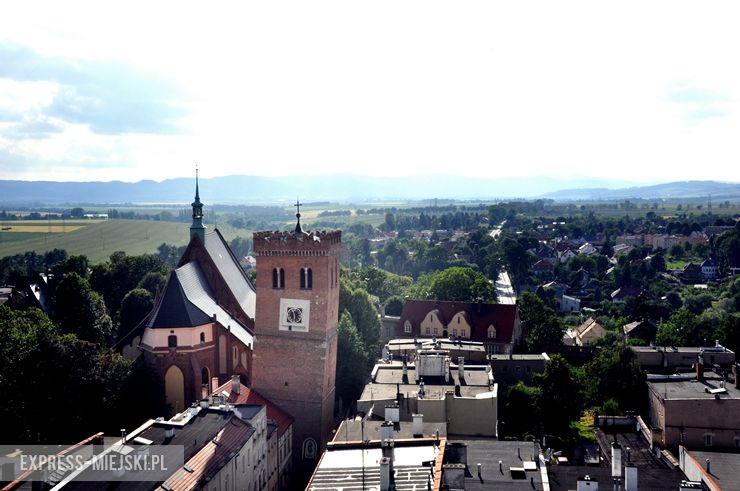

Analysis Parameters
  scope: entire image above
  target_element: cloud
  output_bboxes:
[665,83,732,124]
[0,44,187,134]
[5,117,65,139]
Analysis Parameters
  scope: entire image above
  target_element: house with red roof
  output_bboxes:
[396,299,521,355]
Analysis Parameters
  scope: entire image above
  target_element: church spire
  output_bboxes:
[190,165,206,243]
[294,198,304,235]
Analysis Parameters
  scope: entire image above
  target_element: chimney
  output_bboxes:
[380,421,394,444]
[577,475,598,491]
[442,463,466,490]
[445,442,468,465]
[624,464,638,491]
[231,374,240,394]
[200,399,209,409]
[413,414,424,437]
[611,443,622,478]
[385,404,400,423]
[380,457,391,491]
[164,427,175,439]
[696,354,704,382]
[458,357,465,379]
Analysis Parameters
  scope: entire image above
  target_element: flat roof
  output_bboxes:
[489,354,548,361]
[373,365,491,387]
[647,374,740,400]
[633,346,734,354]
[333,420,447,442]
[449,439,543,490]
[308,440,441,490]
[684,449,740,491]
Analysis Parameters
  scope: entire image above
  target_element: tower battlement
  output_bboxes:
[253,230,341,256]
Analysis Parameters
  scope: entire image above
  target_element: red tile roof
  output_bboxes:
[163,417,255,491]
[399,299,519,344]
[216,381,294,437]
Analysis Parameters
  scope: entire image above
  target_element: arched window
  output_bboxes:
[200,332,205,344]
[404,320,412,333]
[300,268,313,289]
[488,325,497,339]
[272,268,285,289]
[168,335,177,348]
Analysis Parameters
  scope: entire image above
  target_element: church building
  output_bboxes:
[138,175,340,465]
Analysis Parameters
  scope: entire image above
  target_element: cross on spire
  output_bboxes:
[294,197,304,234]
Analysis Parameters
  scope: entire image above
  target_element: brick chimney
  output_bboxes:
[696,354,704,382]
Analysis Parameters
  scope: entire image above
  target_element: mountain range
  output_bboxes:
[0,175,738,205]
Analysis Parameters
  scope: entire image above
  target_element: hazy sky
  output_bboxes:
[1,1,739,183]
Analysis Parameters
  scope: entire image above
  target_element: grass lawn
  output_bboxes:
[666,260,687,270]
[572,413,597,443]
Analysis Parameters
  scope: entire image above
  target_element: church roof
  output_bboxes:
[148,261,254,348]
[204,229,256,319]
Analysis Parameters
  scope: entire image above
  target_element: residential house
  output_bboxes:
[611,285,642,304]
[396,299,521,355]
[623,319,658,342]
[532,259,555,278]
[682,262,704,284]
[568,318,606,346]
[701,258,718,280]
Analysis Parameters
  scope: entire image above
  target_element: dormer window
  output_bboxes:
[404,320,412,333]
[488,325,497,339]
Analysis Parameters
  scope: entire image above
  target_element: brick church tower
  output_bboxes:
[252,203,340,461]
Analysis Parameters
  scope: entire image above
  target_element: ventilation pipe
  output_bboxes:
[384,404,400,423]
[380,421,394,444]
[458,357,465,379]
[696,353,705,381]
[611,443,622,478]
[380,457,391,491]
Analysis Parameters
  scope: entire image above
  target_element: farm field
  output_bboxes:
[0,220,211,263]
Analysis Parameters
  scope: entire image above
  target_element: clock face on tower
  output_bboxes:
[279,298,310,332]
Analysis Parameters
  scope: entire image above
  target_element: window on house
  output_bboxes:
[453,329,458,337]
[279,268,285,288]
[488,325,496,339]
[404,321,412,333]
[200,332,206,344]
[385,326,390,337]
[461,329,466,337]
[457,317,460,324]
[272,268,278,288]
[433,327,438,335]
[425,327,430,335]
[704,434,713,446]
[168,335,177,348]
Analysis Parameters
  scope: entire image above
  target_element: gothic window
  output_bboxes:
[273,268,285,289]
[300,268,313,289]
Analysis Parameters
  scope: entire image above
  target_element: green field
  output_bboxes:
[0,220,251,264]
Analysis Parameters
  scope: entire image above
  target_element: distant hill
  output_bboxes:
[540,180,740,201]
[0,174,639,205]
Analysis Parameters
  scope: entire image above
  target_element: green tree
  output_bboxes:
[586,343,645,413]
[90,252,168,316]
[340,278,381,366]
[118,288,154,340]
[384,295,404,316]
[503,382,542,439]
[427,266,495,302]
[335,312,369,408]
[520,292,564,351]
[535,355,583,437]
[55,273,115,345]
[137,271,168,296]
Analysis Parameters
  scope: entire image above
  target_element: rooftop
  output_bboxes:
[647,374,740,400]
[214,380,294,436]
[333,420,447,443]
[307,439,443,491]
[447,439,544,491]
[683,449,740,491]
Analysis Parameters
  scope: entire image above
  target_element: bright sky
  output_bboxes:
[1,1,739,183]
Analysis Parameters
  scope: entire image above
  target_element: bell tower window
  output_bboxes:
[300,268,313,289]
[273,268,285,289]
